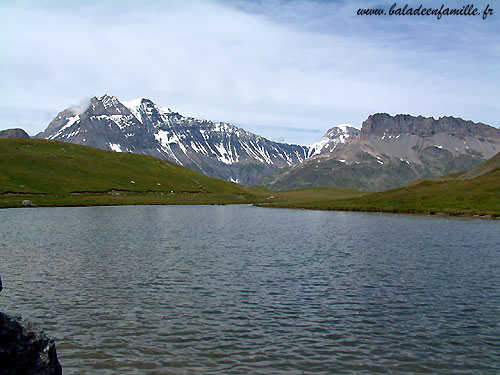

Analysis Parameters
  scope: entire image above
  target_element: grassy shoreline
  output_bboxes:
[0,187,364,209]
[256,202,499,219]
[0,191,263,208]
[3,188,499,219]
[4,193,497,220]
[4,187,499,220]
[255,176,500,218]
[2,138,499,218]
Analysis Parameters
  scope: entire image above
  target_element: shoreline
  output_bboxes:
[2,194,498,220]
[254,203,500,220]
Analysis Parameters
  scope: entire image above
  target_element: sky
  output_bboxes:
[0,0,499,145]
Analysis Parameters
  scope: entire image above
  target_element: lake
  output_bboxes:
[1,205,499,374]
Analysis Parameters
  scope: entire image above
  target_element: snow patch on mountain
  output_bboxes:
[109,143,123,152]
[122,98,143,123]
[49,114,80,139]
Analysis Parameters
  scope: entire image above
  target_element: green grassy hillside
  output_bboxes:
[260,153,500,217]
[0,138,364,208]
[0,138,262,207]
[0,138,250,194]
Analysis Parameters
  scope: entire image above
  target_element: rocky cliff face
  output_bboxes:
[0,128,30,139]
[0,312,62,375]
[37,95,309,184]
[261,114,500,191]
[360,113,500,139]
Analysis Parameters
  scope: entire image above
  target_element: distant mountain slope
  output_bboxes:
[262,151,500,216]
[459,151,500,179]
[0,128,30,139]
[36,95,309,184]
[261,113,500,191]
[307,124,359,157]
[0,138,250,195]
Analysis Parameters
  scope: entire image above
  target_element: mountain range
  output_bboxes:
[35,95,500,190]
[261,113,500,191]
[36,95,308,184]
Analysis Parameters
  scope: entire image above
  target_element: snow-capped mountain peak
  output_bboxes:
[97,94,122,110]
[308,124,359,157]
[337,124,354,132]
[37,95,313,184]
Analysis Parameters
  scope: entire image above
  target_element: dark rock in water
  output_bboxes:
[0,128,30,139]
[0,312,62,375]
[22,200,37,207]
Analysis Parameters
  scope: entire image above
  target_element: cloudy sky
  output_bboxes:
[1,0,498,144]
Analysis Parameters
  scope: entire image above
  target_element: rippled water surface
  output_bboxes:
[1,205,499,374]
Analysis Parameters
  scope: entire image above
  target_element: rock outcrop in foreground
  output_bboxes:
[0,312,62,375]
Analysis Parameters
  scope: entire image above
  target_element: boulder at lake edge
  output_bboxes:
[22,200,37,207]
[0,312,62,375]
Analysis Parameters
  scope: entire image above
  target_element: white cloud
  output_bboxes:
[0,0,498,143]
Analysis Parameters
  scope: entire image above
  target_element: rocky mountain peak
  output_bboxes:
[88,95,130,116]
[122,97,181,128]
[324,124,359,138]
[308,124,359,157]
[36,95,311,184]
[97,94,121,108]
[0,128,30,138]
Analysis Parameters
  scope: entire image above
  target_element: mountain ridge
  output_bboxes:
[260,113,500,191]
[35,96,500,191]
[360,113,500,139]
[36,95,312,184]
[0,128,30,139]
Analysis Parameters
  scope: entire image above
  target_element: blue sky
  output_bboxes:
[0,0,498,144]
